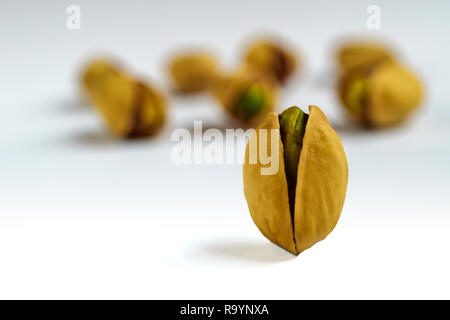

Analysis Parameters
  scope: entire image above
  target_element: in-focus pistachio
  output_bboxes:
[168,52,219,94]
[243,105,348,255]
[212,69,278,125]
[336,42,394,72]
[338,60,424,128]
[81,59,167,138]
[244,39,298,85]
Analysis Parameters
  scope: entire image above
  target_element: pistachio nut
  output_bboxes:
[336,42,394,71]
[168,52,219,93]
[244,40,298,84]
[212,68,278,125]
[81,59,167,138]
[338,60,423,128]
[243,105,348,255]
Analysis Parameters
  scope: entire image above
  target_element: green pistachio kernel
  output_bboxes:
[235,84,266,120]
[279,106,309,217]
[345,77,367,116]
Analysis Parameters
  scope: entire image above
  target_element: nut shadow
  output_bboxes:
[195,239,296,264]
[47,96,92,115]
[330,121,368,136]
[70,130,118,146]
[330,119,410,137]
[61,129,167,148]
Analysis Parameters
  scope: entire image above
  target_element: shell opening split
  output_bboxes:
[279,106,309,245]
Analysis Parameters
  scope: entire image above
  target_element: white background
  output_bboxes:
[1,0,450,299]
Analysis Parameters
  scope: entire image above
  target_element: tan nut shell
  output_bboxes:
[366,61,423,127]
[338,61,424,128]
[243,105,348,254]
[336,42,393,71]
[128,81,167,137]
[212,68,278,125]
[244,40,298,84]
[81,59,167,137]
[168,52,218,93]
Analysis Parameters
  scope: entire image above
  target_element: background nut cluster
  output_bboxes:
[336,41,424,128]
[78,36,425,255]
[167,37,299,125]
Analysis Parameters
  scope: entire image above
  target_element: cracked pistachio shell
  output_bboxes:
[338,60,423,128]
[243,105,348,255]
[244,40,298,84]
[212,68,278,125]
[81,60,167,138]
[336,42,394,71]
[168,52,218,93]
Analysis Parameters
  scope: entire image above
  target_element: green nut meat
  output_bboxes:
[212,68,278,126]
[279,107,309,217]
[235,83,267,121]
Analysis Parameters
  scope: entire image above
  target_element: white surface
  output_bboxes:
[1,0,450,299]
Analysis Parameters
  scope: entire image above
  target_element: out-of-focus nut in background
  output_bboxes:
[168,51,220,94]
[243,38,299,85]
[336,40,424,128]
[211,67,279,126]
[336,41,394,72]
[81,59,167,138]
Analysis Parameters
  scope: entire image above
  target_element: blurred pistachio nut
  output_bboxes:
[213,70,278,125]
[338,60,423,128]
[244,40,298,84]
[168,52,219,93]
[336,42,394,71]
[82,59,122,94]
[243,106,348,255]
[81,59,167,138]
